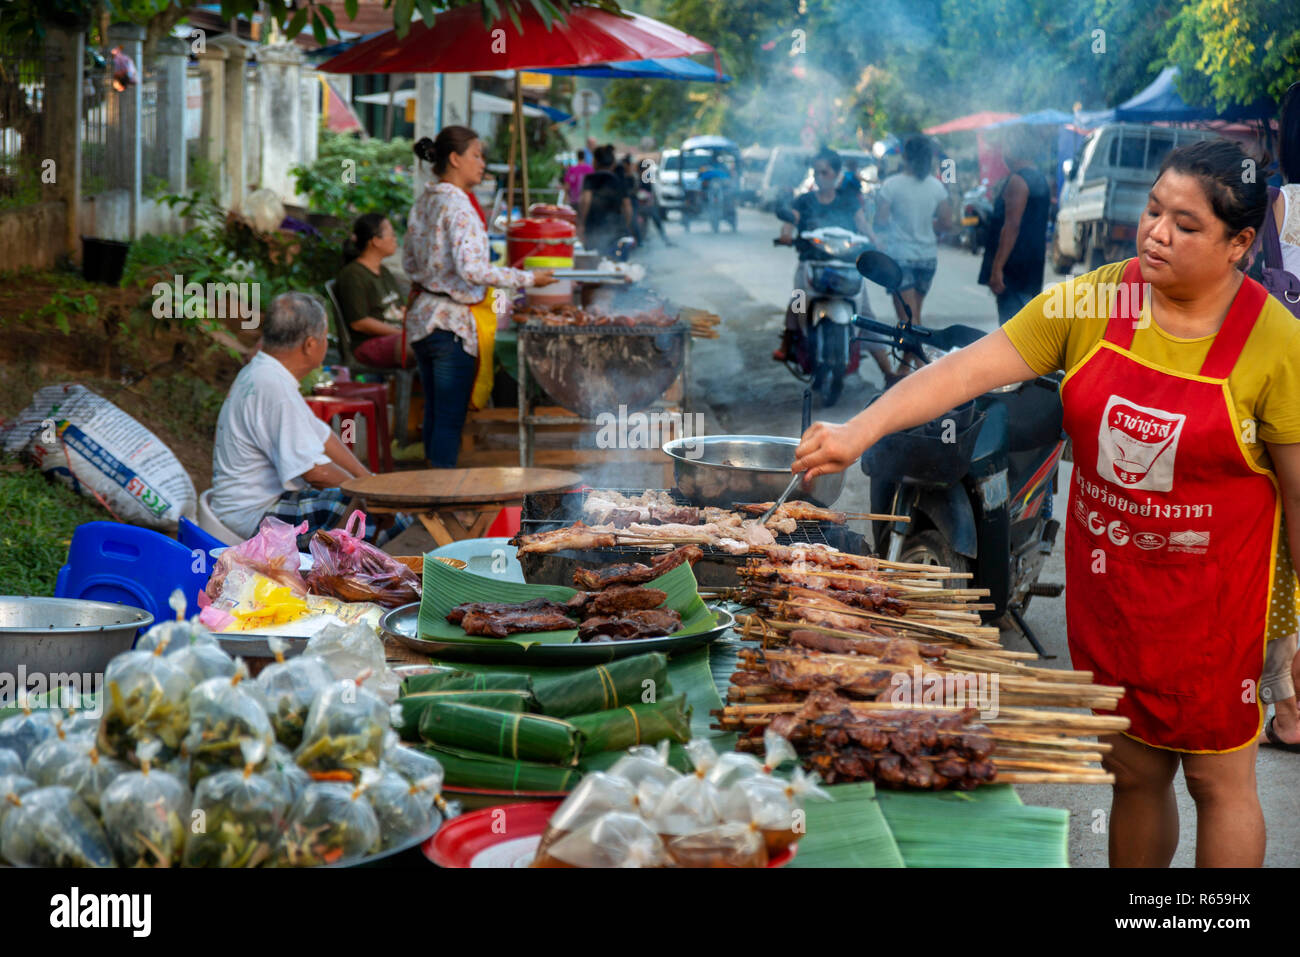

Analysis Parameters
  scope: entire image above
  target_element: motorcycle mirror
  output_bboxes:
[856,249,902,290]
[774,206,796,225]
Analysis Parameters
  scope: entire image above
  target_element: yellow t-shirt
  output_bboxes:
[1003,260,1300,642]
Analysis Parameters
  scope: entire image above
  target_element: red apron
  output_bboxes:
[1062,259,1276,753]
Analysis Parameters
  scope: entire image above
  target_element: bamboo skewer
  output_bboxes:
[739,613,1003,649]
[996,771,1115,784]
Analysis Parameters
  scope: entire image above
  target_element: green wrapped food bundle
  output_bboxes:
[402,671,534,696]
[568,695,692,754]
[416,744,581,793]
[394,690,531,739]
[418,703,582,765]
[531,653,670,717]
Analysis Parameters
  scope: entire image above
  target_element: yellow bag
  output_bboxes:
[469,289,499,412]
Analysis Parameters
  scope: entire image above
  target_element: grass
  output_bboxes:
[0,464,114,596]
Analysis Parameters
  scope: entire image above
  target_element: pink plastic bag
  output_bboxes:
[305,510,420,608]
[205,515,309,601]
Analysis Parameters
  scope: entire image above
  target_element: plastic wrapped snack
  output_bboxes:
[182,740,285,868]
[305,621,400,702]
[172,641,237,686]
[366,768,441,850]
[53,746,129,814]
[0,708,58,764]
[135,616,219,657]
[706,730,800,790]
[306,511,421,608]
[97,641,194,765]
[293,675,389,781]
[647,740,723,839]
[606,741,682,791]
[567,694,692,754]
[416,701,583,765]
[0,785,115,867]
[264,744,312,808]
[255,638,335,750]
[720,767,830,856]
[100,741,188,867]
[204,515,309,601]
[533,772,637,864]
[184,663,274,786]
[0,774,36,829]
[272,774,383,866]
[666,821,768,868]
[25,719,92,786]
[535,812,672,869]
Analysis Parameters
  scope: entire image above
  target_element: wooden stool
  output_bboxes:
[305,396,382,473]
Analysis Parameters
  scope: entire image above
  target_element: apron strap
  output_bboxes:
[1198,276,1268,379]
[1102,258,1145,349]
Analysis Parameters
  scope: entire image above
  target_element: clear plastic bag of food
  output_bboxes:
[382,739,445,790]
[0,774,35,829]
[25,719,92,786]
[184,663,274,786]
[182,740,286,868]
[647,739,723,838]
[172,641,237,685]
[533,772,637,863]
[100,740,188,868]
[0,708,58,764]
[536,811,672,868]
[0,749,19,777]
[272,773,382,867]
[56,704,103,739]
[719,766,830,856]
[135,617,219,657]
[97,642,193,765]
[305,621,401,702]
[0,785,115,867]
[306,511,421,608]
[204,515,309,601]
[366,768,441,850]
[706,729,800,790]
[605,740,682,790]
[53,745,129,815]
[293,675,389,781]
[666,821,768,868]
[255,638,335,750]
[264,743,313,808]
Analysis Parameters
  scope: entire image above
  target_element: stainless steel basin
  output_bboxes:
[663,434,846,508]
[0,597,153,677]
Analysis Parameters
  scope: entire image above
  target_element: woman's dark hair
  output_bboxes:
[1280,81,1300,185]
[902,135,933,179]
[1157,138,1270,238]
[414,125,479,175]
[813,146,842,175]
[593,144,616,169]
[343,212,388,263]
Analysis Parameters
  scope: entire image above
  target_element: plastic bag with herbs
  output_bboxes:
[53,746,129,814]
[534,811,672,869]
[272,776,382,867]
[381,738,445,791]
[0,785,115,867]
[366,768,442,850]
[254,638,335,750]
[0,709,58,764]
[264,744,312,808]
[184,664,274,786]
[293,675,390,781]
[306,511,421,608]
[56,705,103,739]
[172,641,237,686]
[0,774,36,829]
[135,616,218,657]
[97,643,193,765]
[182,740,285,868]
[305,621,400,702]
[99,741,188,868]
[25,719,92,786]
[0,749,20,777]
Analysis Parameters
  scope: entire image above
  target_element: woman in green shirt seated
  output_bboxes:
[337,213,409,367]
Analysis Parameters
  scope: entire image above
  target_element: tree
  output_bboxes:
[1165,0,1299,108]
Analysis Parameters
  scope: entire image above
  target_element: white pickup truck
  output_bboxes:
[1052,123,1222,274]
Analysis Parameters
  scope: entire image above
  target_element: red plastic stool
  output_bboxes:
[313,382,392,472]
[304,396,381,473]
[486,505,522,538]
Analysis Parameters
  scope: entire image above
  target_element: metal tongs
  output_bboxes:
[757,389,814,526]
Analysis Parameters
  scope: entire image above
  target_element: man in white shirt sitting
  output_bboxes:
[210,292,409,548]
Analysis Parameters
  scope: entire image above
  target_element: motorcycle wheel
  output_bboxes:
[896,529,971,590]
[816,322,847,406]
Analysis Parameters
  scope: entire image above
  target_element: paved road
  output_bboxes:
[640,205,1299,867]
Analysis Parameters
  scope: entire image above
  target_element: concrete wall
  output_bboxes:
[0,201,69,271]
[79,192,187,242]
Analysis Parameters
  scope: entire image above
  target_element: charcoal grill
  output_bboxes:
[516,489,868,588]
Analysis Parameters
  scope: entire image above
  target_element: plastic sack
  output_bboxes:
[666,821,768,868]
[54,746,129,814]
[182,740,285,868]
[97,643,193,765]
[204,515,309,604]
[25,720,92,786]
[172,641,237,686]
[305,621,400,702]
[293,675,389,781]
[537,812,671,869]
[263,744,312,808]
[382,740,445,791]
[184,664,274,786]
[135,616,218,656]
[0,709,58,764]
[272,777,382,866]
[366,768,441,850]
[306,512,421,608]
[256,638,335,749]
[0,748,21,777]
[0,785,115,867]
[0,774,36,829]
[0,384,196,530]
[100,741,188,867]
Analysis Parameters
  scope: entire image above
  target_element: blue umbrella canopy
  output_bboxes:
[984,109,1074,129]
[532,57,730,82]
[1114,66,1274,123]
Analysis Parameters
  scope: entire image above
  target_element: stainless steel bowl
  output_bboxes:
[663,434,846,508]
[0,597,153,676]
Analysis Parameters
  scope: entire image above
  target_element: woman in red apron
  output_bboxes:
[793,139,1297,866]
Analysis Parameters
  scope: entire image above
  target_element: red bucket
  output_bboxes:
[507,218,575,267]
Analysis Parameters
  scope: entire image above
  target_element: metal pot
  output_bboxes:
[0,597,153,676]
[663,434,845,508]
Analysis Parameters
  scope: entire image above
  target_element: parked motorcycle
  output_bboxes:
[852,250,1066,654]
[774,207,874,407]
[959,179,993,255]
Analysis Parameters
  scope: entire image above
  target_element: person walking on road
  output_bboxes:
[875,135,952,336]
[980,128,1051,325]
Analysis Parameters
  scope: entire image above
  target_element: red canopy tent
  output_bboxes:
[923,111,1020,135]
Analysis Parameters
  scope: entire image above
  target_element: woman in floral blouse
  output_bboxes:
[403,126,555,467]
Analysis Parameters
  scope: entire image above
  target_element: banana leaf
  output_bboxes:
[566,694,692,753]
[394,690,532,738]
[418,702,583,765]
[875,790,1069,867]
[531,653,670,717]
[417,743,581,792]
[786,782,906,868]
[416,556,713,648]
[402,671,534,696]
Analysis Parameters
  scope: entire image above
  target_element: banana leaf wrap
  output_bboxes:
[417,702,583,765]
[530,653,671,717]
[395,690,531,738]
[416,744,581,792]
[402,671,534,696]
[566,694,692,754]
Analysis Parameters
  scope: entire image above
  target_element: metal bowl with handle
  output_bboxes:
[0,597,153,676]
[663,434,845,508]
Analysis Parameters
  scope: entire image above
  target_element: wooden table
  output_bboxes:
[341,467,582,547]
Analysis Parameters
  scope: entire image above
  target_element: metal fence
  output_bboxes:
[0,35,52,207]
[80,61,117,197]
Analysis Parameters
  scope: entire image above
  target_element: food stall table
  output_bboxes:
[341,467,581,547]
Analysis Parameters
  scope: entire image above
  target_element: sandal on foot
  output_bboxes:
[1263,715,1300,753]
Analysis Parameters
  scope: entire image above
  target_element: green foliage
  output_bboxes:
[1166,0,1300,109]
[0,464,109,596]
[291,132,415,231]
[16,291,99,335]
